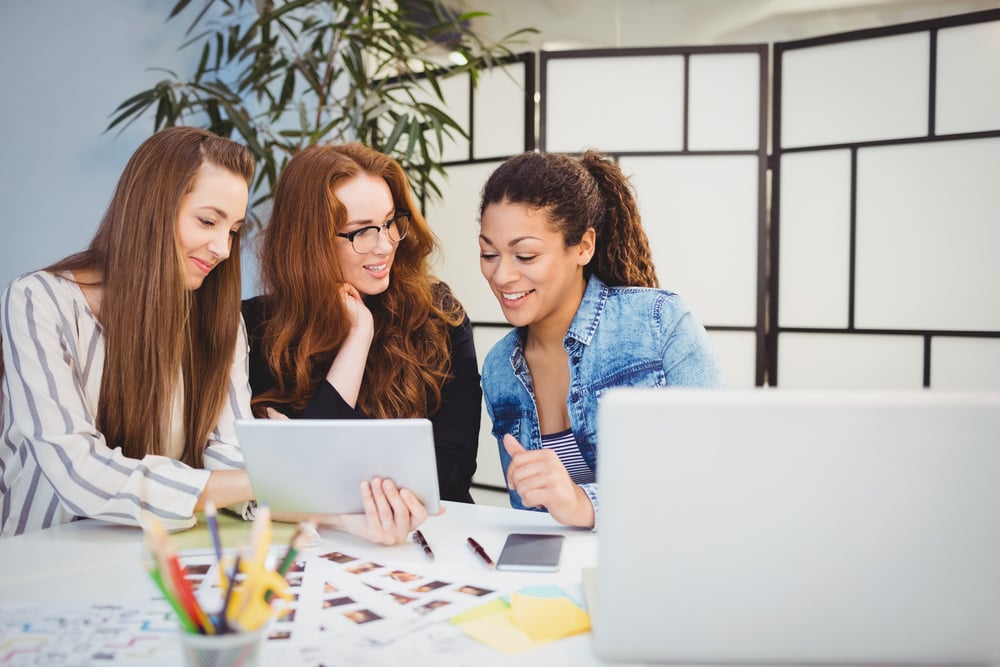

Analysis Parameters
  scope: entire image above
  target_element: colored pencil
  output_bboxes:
[204,500,223,564]
[145,561,197,633]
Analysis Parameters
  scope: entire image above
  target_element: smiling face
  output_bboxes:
[479,200,595,331]
[333,173,399,297]
[175,161,249,290]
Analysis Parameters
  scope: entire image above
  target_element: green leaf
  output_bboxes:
[168,0,192,21]
[109,0,536,206]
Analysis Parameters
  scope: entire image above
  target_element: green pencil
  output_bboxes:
[146,563,198,633]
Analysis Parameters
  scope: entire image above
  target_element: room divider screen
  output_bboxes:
[421,8,1000,490]
[541,44,769,390]
[771,8,1000,389]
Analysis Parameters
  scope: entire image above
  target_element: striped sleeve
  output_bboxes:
[204,315,257,521]
[204,315,250,471]
[1,273,208,534]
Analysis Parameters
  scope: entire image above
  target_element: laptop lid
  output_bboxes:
[592,388,1000,664]
[235,418,441,515]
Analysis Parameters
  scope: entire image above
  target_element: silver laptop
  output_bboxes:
[591,387,1000,664]
[235,418,441,515]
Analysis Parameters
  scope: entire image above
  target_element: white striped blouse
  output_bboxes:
[0,270,252,537]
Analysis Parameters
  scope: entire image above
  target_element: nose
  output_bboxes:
[491,254,519,286]
[371,226,395,255]
[208,228,232,261]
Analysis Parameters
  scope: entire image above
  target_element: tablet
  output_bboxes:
[234,418,441,515]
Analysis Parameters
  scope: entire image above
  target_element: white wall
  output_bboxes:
[4,0,997,291]
[466,0,1000,49]
[0,1,213,289]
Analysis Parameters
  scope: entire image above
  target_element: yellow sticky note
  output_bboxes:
[450,597,510,625]
[509,592,591,642]
[457,610,546,655]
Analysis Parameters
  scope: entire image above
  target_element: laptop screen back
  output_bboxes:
[593,388,1000,664]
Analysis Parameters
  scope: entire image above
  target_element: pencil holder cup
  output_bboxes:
[178,627,267,667]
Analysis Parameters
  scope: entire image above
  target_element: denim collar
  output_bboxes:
[512,274,608,355]
[565,274,608,347]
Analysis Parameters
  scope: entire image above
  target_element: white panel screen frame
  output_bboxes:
[772,10,1000,390]
[543,52,685,153]
[854,138,1000,332]
[780,32,929,148]
[688,52,762,151]
[935,19,1000,136]
[778,333,925,389]
[931,337,1000,390]
[777,149,853,329]
[472,58,531,160]
[707,330,759,388]
[623,155,759,328]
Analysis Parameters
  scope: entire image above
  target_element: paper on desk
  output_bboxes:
[450,585,590,655]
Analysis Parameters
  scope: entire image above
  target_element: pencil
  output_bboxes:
[204,500,223,565]
[219,554,241,634]
[145,562,197,633]
[146,518,212,633]
[265,521,314,603]
[277,521,316,577]
[250,504,272,570]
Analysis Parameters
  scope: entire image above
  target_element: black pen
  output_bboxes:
[466,537,495,569]
[412,530,434,561]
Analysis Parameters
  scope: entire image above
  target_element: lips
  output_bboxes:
[500,289,533,303]
[190,257,215,274]
[363,262,390,279]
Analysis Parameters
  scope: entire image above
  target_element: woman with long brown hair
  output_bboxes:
[0,126,257,536]
[243,143,481,545]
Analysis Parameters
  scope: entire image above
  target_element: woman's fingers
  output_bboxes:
[351,478,432,545]
[265,407,289,420]
[364,477,402,545]
[399,487,429,528]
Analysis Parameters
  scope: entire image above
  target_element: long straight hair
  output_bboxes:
[253,142,462,418]
[36,127,254,467]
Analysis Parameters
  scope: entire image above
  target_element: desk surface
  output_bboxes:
[0,502,638,666]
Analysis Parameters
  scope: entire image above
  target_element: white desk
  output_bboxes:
[0,502,638,666]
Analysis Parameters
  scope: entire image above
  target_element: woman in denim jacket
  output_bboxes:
[478,150,723,529]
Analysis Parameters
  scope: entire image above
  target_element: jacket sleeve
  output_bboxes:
[659,296,725,388]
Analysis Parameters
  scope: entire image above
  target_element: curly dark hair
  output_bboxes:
[479,149,658,288]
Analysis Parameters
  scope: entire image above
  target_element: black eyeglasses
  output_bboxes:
[335,211,410,254]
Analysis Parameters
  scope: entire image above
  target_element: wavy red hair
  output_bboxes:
[253,143,462,418]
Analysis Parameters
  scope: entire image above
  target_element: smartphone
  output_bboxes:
[495,533,565,572]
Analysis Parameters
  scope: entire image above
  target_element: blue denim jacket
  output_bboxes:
[481,275,724,525]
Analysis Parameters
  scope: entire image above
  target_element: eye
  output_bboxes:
[479,251,498,260]
[199,217,216,228]
[515,255,537,262]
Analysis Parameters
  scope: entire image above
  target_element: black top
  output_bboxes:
[241,285,481,503]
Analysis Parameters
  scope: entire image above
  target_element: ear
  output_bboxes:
[576,227,596,266]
